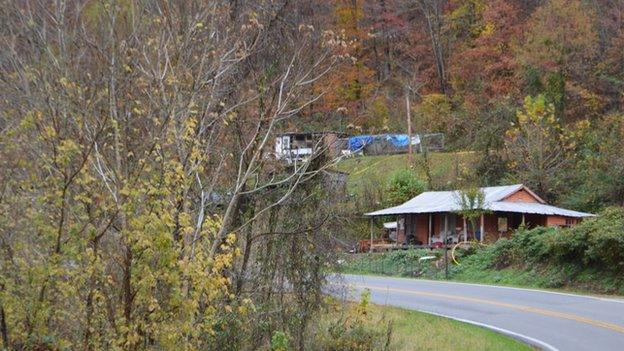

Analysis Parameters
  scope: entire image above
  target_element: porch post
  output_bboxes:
[444,214,448,243]
[396,215,400,247]
[480,214,485,242]
[369,217,374,253]
[463,216,467,242]
[522,213,526,227]
[428,213,432,245]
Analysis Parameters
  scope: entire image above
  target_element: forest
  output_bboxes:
[0,0,623,350]
[323,0,624,211]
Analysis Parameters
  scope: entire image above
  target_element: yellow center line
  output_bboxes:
[353,283,624,334]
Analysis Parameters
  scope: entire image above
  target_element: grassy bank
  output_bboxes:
[316,297,532,351]
[338,208,624,296]
[379,305,531,351]
[334,151,476,195]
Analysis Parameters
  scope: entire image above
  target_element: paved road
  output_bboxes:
[334,274,624,351]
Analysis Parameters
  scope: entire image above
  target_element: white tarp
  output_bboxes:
[383,221,397,229]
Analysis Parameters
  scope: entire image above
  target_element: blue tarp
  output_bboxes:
[385,134,409,147]
[348,134,416,151]
[348,135,374,151]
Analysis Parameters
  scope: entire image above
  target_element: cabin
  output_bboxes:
[366,184,594,246]
[274,132,345,163]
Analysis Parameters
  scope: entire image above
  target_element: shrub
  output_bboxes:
[475,207,624,277]
[315,291,392,351]
[513,227,558,263]
[271,331,289,351]
[488,238,517,269]
[537,226,587,263]
[581,207,624,270]
[385,170,426,206]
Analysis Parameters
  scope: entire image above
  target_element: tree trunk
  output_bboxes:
[0,304,8,349]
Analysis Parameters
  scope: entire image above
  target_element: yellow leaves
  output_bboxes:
[132,100,146,116]
[43,125,57,139]
[148,297,160,313]
[58,76,71,88]
[225,232,237,245]
[119,186,131,197]
[222,111,237,127]
[515,95,557,128]
[57,139,81,166]
[481,23,496,37]
[237,298,255,316]
[73,192,93,205]
[19,110,42,132]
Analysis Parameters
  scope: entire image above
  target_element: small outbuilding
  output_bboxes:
[274,132,346,163]
[366,184,594,246]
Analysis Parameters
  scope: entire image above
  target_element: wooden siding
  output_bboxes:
[415,214,429,244]
[503,189,540,203]
[546,215,579,227]
[401,214,430,244]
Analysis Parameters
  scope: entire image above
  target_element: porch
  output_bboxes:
[396,212,547,246]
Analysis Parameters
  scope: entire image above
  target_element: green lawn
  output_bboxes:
[335,152,476,195]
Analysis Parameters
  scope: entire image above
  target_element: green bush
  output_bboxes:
[538,226,587,263]
[271,331,289,351]
[385,170,426,206]
[581,207,624,269]
[488,238,517,269]
[481,208,624,271]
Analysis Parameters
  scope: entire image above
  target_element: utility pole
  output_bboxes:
[369,218,374,253]
[405,86,413,167]
[444,214,449,279]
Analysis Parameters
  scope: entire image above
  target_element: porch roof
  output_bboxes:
[365,184,594,218]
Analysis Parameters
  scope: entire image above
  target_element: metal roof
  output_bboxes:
[366,184,594,218]
[488,202,593,218]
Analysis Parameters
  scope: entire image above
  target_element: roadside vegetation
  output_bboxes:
[309,292,531,351]
[339,207,624,295]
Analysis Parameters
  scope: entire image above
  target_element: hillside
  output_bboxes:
[335,151,478,195]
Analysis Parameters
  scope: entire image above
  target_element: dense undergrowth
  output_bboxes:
[340,207,624,295]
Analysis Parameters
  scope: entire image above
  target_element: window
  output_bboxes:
[497,217,508,232]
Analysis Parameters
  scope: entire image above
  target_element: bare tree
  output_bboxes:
[0,0,345,349]
[412,0,448,95]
